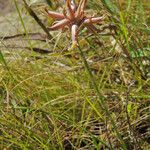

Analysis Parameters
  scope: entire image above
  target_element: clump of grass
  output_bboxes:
[0,0,149,149]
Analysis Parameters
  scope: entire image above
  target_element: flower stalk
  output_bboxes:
[77,42,127,150]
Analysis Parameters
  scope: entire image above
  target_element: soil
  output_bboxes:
[0,0,15,15]
[0,0,47,59]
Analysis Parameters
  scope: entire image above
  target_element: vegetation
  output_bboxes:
[0,0,149,149]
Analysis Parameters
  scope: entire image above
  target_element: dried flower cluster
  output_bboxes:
[45,0,104,45]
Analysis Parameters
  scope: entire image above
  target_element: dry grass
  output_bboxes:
[0,0,149,149]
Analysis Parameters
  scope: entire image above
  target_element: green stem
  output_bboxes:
[22,0,52,40]
[77,42,127,150]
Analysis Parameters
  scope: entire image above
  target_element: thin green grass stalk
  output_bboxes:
[87,130,113,150]
[0,39,9,69]
[0,50,8,70]
[75,100,87,147]
[77,42,127,150]
[14,0,33,51]
[125,86,142,149]
[21,0,63,50]
[119,11,146,80]
[22,0,52,40]
[0,41,15,80]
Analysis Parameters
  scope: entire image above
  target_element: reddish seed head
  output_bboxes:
[45,0,104,44]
